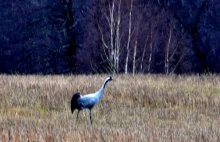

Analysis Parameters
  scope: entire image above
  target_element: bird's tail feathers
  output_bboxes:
[71,92,81,114]
[71,107,75,114]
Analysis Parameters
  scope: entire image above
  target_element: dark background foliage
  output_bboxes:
[0,0,220,74]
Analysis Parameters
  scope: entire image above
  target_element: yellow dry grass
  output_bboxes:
[1,74,220,141]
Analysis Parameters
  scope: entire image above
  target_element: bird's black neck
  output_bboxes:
[103,79,110,88]
[103,81,107,88]
[96,77,111,100]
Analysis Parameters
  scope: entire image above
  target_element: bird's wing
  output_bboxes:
[78,94,98,109]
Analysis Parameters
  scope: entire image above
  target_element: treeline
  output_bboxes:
[0,0,220,74]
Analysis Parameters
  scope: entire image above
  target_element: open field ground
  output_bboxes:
[1,74,220,141]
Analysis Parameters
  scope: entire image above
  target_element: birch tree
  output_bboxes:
[97,0,121,73]
[132,33,138,75]
[164,23,172,74]
[147,22,153,73]
[124,0,133,74]
[164,19,190,74]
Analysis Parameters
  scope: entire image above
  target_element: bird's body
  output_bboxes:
[71,76,112,124]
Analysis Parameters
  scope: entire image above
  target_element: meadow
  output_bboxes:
[1,74,220,141]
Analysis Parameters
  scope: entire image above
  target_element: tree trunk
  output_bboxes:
[109,1,115,73]
[115,0,121,73]
[165,25,172,74]
[147,23,153,73]
[132,38,137,75]
[124,0,133,74]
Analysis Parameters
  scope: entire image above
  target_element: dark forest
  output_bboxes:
[1,0,220,74]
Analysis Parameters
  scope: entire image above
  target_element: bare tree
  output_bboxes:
[139,35,148,73]
[115,0,121,73]
[132,32,138,75]
[84,0,195,74]
[164,22,172,74]
[124,0,133,74]
[163,18,191,74]
[97,0,122,73]
[147,22,153,73]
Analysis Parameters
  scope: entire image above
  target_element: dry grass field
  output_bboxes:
[1,74,220,141]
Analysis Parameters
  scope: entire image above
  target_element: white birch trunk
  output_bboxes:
[124,0,133,74]
[115,0,121,73]
[109,1,115,73]
[147,24,153,73]
[165,26,172,74]
[133,38,137,75]
[140,43,146,72]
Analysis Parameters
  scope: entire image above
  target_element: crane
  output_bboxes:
[71,76,112,125]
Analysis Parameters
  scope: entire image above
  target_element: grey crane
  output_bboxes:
[71,76,112,125]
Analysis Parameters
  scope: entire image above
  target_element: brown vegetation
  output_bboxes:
[1,75,220,141]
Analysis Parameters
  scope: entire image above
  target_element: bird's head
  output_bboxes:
[103,76,113,88]
[109,76,112,81]
[106,76,112,82]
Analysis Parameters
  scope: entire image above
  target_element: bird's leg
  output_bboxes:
[76,110,80,124]
[89,109,92,125]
